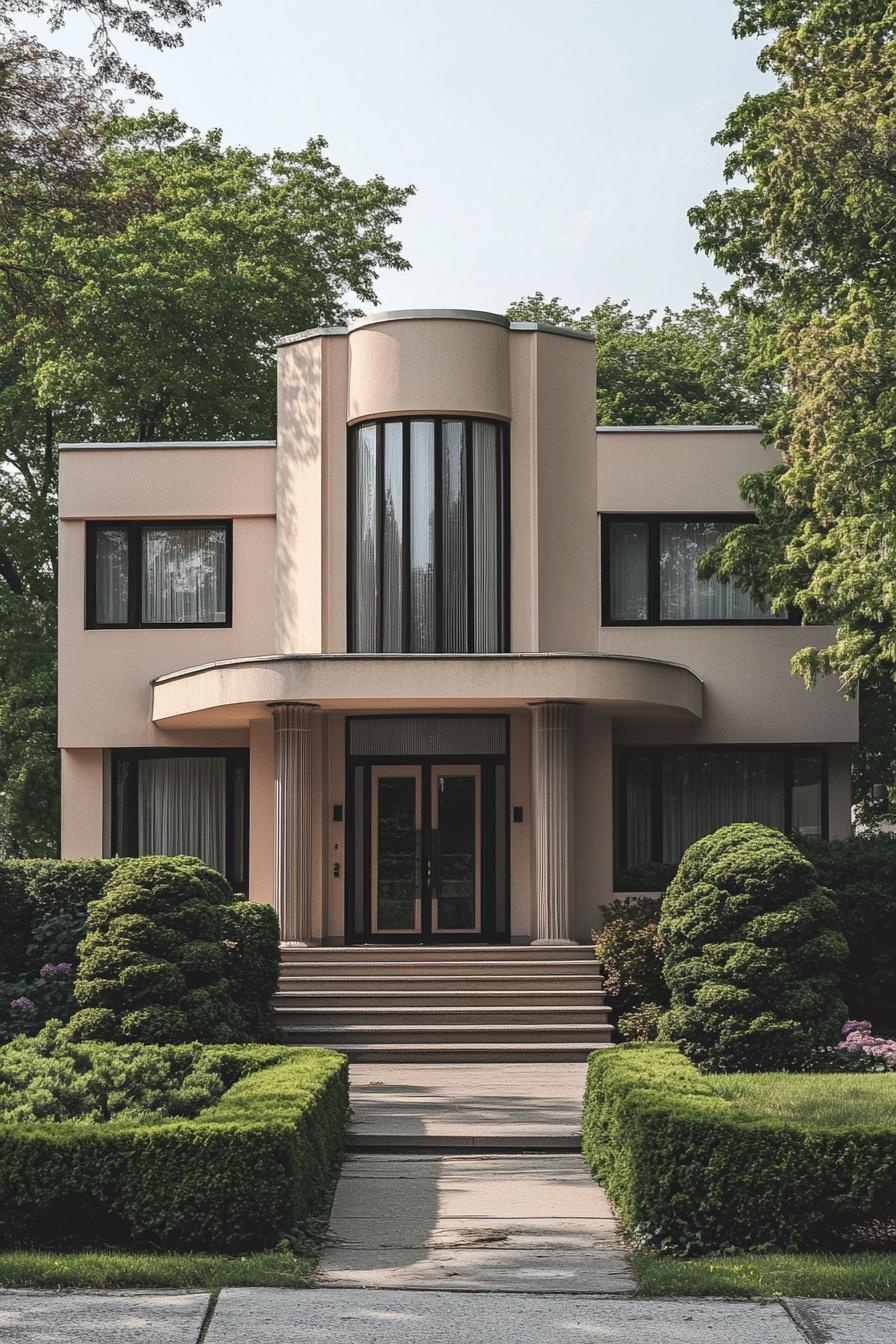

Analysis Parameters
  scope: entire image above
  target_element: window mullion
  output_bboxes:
[466,418,475,653]
[402,420,411,653]
[435,418,444,654]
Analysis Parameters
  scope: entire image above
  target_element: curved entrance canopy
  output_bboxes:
[151,652,703,730]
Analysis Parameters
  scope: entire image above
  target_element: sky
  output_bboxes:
[38,0,774,319]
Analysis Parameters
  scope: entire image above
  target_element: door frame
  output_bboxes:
[345,726,510,945]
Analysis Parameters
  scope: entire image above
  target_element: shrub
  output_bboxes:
[582,1043,896,1254]
[799,836,896,1026]
[658,824,848,1072]
[618,1001,665,1042]
[0,1038,347,1250]
[0,860,120,1040]
[593,896,668,1023]
[69,857,281,1045]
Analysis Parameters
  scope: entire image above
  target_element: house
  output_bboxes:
[57,308,858,1056]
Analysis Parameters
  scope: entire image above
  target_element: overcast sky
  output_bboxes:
[41,0,773,318]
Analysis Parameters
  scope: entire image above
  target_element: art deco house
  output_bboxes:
[57,309,858,1055]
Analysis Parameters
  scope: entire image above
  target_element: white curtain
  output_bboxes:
[137,756,227,875]
[472,420,500,652]
[382,422,404,653]
[661,752,786,863]
[660,521,779,621]
[624,754,654,868]
[142,526,227,624]
[441,420,467,652]
[353,424,378,652]
[608,522,649,621]
[409,420,436,652]
[95,528,129,624]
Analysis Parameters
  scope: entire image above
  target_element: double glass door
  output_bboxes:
[370,764,481,937]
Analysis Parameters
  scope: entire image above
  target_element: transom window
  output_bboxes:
[602,515,789,624]
[87,521,232,628]
[615,746,825,874]
[349,417,509,653]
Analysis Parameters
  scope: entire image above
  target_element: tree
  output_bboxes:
[507,287,772,425]
[690,2,896,817]
[0,111,412,855]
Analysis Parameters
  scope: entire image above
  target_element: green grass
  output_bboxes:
[708,1071,896,1128]
[0,1250,314,1290]
[634,1251,896,1300]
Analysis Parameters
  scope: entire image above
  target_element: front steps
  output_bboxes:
[275,944,612,1061]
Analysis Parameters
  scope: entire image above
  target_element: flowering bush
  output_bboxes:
[834,1019,896,1072]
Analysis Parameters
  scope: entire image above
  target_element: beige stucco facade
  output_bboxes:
[58,309,858,943]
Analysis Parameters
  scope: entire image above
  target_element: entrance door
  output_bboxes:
[366,762,482,939]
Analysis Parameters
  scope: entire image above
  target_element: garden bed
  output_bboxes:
[583,1044,896,1255]
[0,1034,348,1252]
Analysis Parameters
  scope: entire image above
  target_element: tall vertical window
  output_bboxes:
[112,749,248,889]
[349,417,509,653]
[603,516,789,624]
[88,521,232,628]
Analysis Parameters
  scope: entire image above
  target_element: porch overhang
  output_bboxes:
[150,653,703,730]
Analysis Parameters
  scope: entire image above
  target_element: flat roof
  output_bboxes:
[59,440,276,452]
[276,308,594,347]
[596,424,759,434]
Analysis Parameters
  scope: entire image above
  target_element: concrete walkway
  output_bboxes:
[3,1289,896,1343]
[347,1061,586,1148]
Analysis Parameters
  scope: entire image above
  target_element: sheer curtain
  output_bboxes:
[142,526,227,624]
[660,521,780,621]
[623,754,654,868]
[137,756,227,875]
[472,421,500,652]
[409,420,436,652]
[608,522,648,621]
[95,527,129,624]
[352,424,378,652]
[382,423,404,652]
[441,420,467,651]
[662,752,786,863]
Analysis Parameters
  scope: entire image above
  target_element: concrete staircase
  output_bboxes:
[275,944,613,1061]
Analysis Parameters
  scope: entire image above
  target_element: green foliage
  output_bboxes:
[691,3,896,753]
[0,1022,229,1123]
[618,1001,665,1043]
[582,1043,896,1254]
[657,824,848,1071]
[506,287,774,426]
[70,856,281,1044]
[0,1040,347,1250]
[593,896,669,1019]
[613,861,677,893]
[799,835,896,1023]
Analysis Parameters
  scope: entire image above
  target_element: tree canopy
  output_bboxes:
[506,287,772,425]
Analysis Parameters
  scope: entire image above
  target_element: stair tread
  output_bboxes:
[275,989,604,998]
[280,960,598,970]
[278,1022,613,1034]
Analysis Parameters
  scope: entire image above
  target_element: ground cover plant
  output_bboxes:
[583,1043,896,1256]
[70,855,280,1044]
[658,824,847,1071]
[0,1036,348,1251]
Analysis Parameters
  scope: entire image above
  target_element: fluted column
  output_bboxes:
[272,703,319,945]
[531,701,577,945]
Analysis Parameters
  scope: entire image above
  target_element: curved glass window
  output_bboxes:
[349,417,508,653]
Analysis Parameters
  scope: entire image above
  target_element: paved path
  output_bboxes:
[317,1152,633,1291]
[3,1289,896,1342]
[347,1062,586,1148]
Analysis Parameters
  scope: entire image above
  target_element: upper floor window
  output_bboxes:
[87,521,232,628]
[602,515,789,625]
[349,417,508,653]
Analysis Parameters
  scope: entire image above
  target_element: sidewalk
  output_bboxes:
[2,1288,895,1343]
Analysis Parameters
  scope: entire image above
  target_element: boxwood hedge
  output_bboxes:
[0,1043,348,1251]
[583,1044,896,1254]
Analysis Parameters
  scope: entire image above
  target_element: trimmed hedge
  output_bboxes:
[0,1043,347,1251]
[658,824,847,1071]
[583,1044,896,1254]
[0,860,118,977]
[69,856,281,1044]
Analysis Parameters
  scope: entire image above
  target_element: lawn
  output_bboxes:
[0,1250,313,1290]
[709,1072,896,1128]
[634,1251,896,1300]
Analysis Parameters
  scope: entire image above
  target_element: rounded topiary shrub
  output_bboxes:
[68,856,281,1045]
[657,823,848,1071]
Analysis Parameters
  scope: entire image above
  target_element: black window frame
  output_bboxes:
[600,513,799,627]
[86,520,234,629]
[347,416,511,654]
[613,743,829,876]
[110,747,249,890]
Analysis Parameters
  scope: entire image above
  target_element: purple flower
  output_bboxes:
[9,997,35,1013]
[39,962,72,979]
[842,1019,872,1037]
